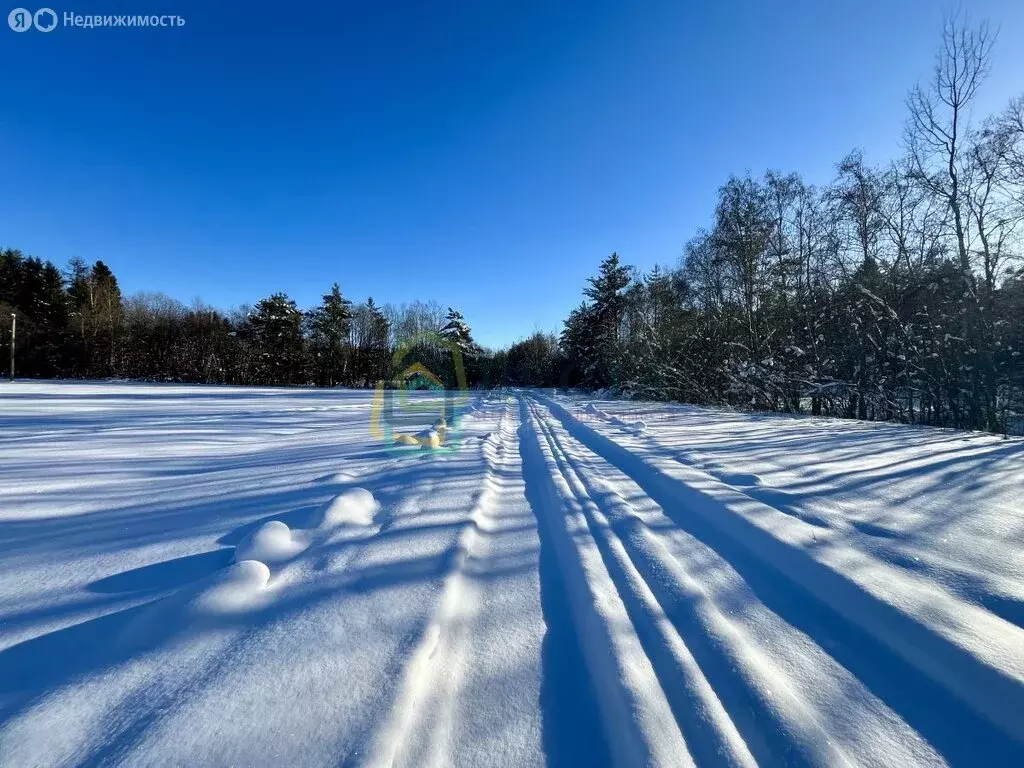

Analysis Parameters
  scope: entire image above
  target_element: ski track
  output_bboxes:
[528,394,1024,765]
[564,397,1024,628]
[524,397,939,766]
[1,383,1022,767]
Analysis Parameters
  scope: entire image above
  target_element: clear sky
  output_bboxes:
[2,1,1022,348]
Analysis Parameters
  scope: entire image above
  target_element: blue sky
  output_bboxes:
[2,1,1022,348]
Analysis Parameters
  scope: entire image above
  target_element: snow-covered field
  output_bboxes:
[1,381,1022,767]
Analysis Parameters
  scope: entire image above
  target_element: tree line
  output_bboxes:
[0,252,490,390]
[2,19,1022,432]
[548,19,1024,433]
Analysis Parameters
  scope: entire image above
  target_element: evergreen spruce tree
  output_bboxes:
[560,302,597,387]
[582,253,632,388]
[438,308,478,356]
[438,308,480,388]
[247,293,305,385]
[307,283,353,386]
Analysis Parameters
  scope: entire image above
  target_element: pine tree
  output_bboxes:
[438,308,478,357]
[581,253,632,388]
[584,253,632,339]
[437,308,481,388]
[247,293,304,385]
[35,262,70,376]
[560,302,596,386]
[307,283,353,386]
[63,257,92,375]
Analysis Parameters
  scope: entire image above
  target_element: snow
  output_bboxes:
[122,559,273,648]
[318,488,380,528]
[233,520,306,564]
[1,381,1023,766]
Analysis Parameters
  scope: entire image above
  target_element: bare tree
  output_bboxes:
[995,96,1024,213]
[966,115,1022,294]
[905,15,996,274]
[833,150,886,270]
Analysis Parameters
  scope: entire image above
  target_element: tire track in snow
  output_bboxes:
[363,398,541,768]
[536,395,1024,764]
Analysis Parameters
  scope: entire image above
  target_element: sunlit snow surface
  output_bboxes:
[1,381,1022,767]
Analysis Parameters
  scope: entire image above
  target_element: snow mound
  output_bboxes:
[315,470,356,483]
[121,560,270,647]
[235,520,306,565]
[188,559,272,613]
[318,488,379,527]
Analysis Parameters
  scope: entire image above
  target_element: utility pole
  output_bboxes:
[9,313,15,382]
